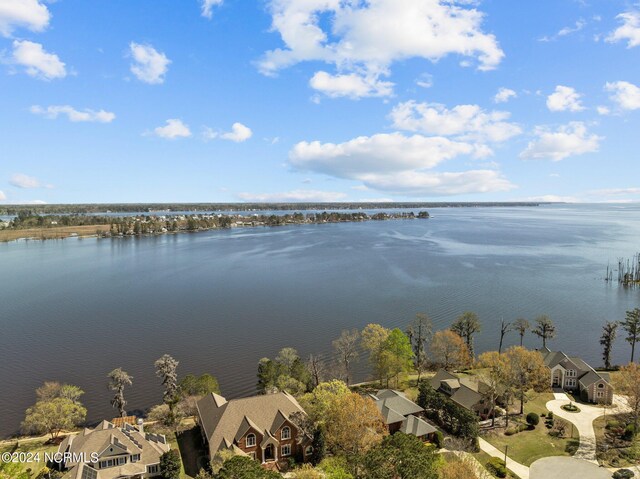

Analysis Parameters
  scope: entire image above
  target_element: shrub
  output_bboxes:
[606,420,621,430]
[548,411,554,419]
[293,464,323,479]
[159,450,182,479]
[505,428,517,436]
[433,430,444,449]
[518,424,528,432]
[526,412,540,428]
[485,457,507,478]
[624,424,636,440]
[561,403,580,413]
[613,469,635,479]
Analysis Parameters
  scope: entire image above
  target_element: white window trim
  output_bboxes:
[246,434,256,447]
[281,444,291,457]
[281,427,291,440]
[596,390,605,398]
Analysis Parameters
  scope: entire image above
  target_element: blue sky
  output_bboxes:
[0,0,639,204]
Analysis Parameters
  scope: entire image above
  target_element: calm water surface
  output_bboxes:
[1,204,639,437]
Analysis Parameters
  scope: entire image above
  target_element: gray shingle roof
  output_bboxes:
[429,370,458,390]
[374,389,423,417]
[400,415,436,437]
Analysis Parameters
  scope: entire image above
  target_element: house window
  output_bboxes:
[305,446,313,456]
[596,391,604,398]
[147,464,160,474]
[281,427,291,440]
[281,444,291,457]
[567,369,576,377]
[131,454,140,463]
[116,457,126,466]
[598,383,605,389]
[565,378,576,388]
[246,434,256,447]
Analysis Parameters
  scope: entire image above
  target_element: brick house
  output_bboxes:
[541,348,613,405]
[196,391,312,470]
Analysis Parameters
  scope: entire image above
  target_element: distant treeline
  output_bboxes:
[0,201,544,216]
[5,210,429,236]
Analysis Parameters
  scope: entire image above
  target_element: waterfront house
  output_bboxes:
[196,391,312,470]
[56,419,169,479]
[369,389,437,441]
[541,348,613,404]
[430,370,496,417]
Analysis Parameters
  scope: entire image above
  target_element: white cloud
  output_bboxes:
[415,73,433,89]
[390,101,522,143]
[309,71,393,98]
[494,87,517,103]
[591,187,640,196]
[30,105,115,123]
[12,40,66,80]
[520,122,602,161]
[204,122,253,142]
[153,119,191,139]
[546,85,585,112]
[0,190,5,200]
[539,19,586,42]
[0,0,50,37]
[9,173,49,189]
[605,81,640,110]
[201,0,223,19]
[129,42,170,84]
[607,11,640,48]
[288,132,514,196]
[259,0,503,98]
[596,105,610,115]
[237,189,347,202]
[518,195,580,203]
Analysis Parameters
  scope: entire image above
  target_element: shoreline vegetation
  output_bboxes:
[0,202,544,243]
[0,210,432,243]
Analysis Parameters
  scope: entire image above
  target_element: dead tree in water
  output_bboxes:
[605,254,640,286]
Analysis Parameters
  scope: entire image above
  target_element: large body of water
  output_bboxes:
[1,204,639,438]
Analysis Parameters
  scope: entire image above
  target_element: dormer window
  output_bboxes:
[246,433,256,447]
[281,427,291,440]
[598,383,605,389]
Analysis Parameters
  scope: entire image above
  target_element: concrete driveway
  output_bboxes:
[530,456,611,479]
[546,392,630,464]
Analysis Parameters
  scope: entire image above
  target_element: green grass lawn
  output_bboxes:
[482,393,580,466]
[470,450,521,479]
[0,437,59,478]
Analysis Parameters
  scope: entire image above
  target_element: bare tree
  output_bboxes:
[533,315,556,349]
[332,329,360,385]
[307,354,327,388]
[451,311,481,358]
[498,318,513,354]
[108,368,133,418]
[622,308,640,362]
[513,318,530,346]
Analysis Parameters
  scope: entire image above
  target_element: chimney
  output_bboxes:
[137,418,144,433]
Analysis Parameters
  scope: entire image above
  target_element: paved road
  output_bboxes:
[479,437,530,479]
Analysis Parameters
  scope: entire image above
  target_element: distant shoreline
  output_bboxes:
[0,201,545,216]
[1,210,430,243]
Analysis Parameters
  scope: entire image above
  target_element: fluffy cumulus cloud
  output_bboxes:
[546,85,585,112]
[9,173,48,189]
[0,0,50,37]
[390,101,522,143]
[607,11,640,48]
[237,189,347,202]
[309,71,393,98]
[201,0,223,19]
[203,122,253,142]
[259,0,504,98]
[153,119,192,139]
[520,122,602,161]
[30,105,116,123]
[12,40,66,80]
[605,81,640,110]
[0,190,6,200]
[494,87,517,103]
[129,42,171,84]
[288,132,514,196]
